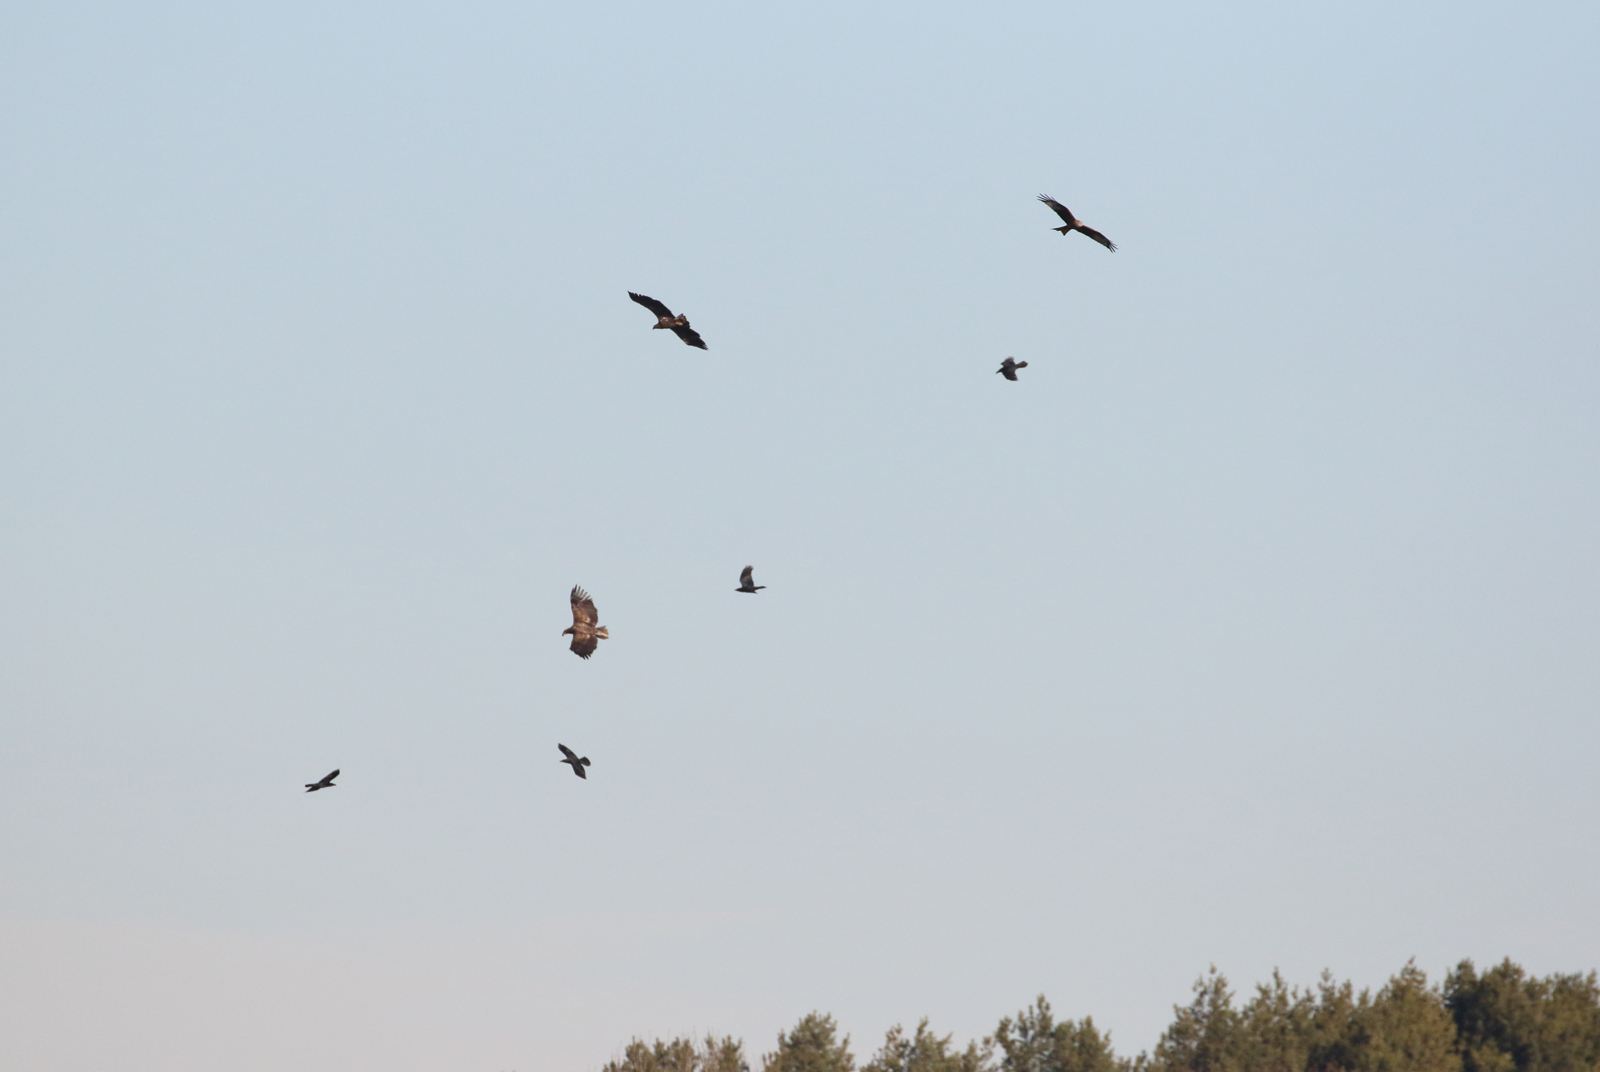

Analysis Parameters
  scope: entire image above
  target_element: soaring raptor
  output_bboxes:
[563,585,610,659]
[1037,196,1116,251]
[628,292,708,349]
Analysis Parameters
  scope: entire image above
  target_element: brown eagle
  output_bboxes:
[629,292,708,349]
[997,357,1028,381]
[1037,195,1116,251]
[563,585,609,659]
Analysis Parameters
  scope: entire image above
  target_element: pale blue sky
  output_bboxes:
[2,1,1598,1069]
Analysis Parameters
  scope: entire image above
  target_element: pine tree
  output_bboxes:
[603,1033,750,1072]
[764,1012,856,1072]
[991,995,1122,1072]
[865,1018,991,1072]
[1446,958,1600,1072]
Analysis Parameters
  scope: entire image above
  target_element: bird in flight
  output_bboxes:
[563,585,610,659]
[997,357,1028,381]
[558,743,591,779]
[1037,196,1116,251]
[305,769,339,792]
[629,292,708,349]
[736,565,766,593]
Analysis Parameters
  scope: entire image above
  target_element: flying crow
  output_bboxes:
[558,743,591,779]
[305,769,339,792]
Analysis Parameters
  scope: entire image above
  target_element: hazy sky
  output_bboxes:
[2,1,1597,1069]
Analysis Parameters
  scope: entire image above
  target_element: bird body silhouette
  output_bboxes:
[997,357,1028,381]
[629,292,708,349]
[305,769,339,792]
[736,566,766,593]
[558,743,591,779]
[563,586,609,659]
[1037,195,1116,251]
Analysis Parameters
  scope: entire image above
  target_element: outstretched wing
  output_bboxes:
[671,323,707,349]
[1000,365,1018,380]
[571,762,587,779]
[740,566,755,588]
[570,586,599,629]
[1076,224,1117,251]
[1037,194,1076,226]
[324,769,339,783]
[570,633,598,659]
[558,744,578,762]
[629,291,674,319]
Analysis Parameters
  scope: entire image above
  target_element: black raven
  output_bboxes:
[997,357,1028,381]
[305,769,339,792]
[558,744,591,779]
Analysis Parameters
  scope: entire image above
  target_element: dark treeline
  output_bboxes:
[600,959,1600,1072]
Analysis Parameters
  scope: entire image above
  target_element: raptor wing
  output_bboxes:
[671,322,707,349]
[570,586,599,629]
[1037,195,1076,226]
[629,292,674,319]
[1076,224,1117,251]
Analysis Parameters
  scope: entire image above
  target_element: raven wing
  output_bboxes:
[1037,195,1076,226]
[671,323,707,349]
[305,769,338,790]
[629,292,674,319]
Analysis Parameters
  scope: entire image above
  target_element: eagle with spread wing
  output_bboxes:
[628,292,708,349]
[1037,196,1116,251]
[562,585,609,659]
